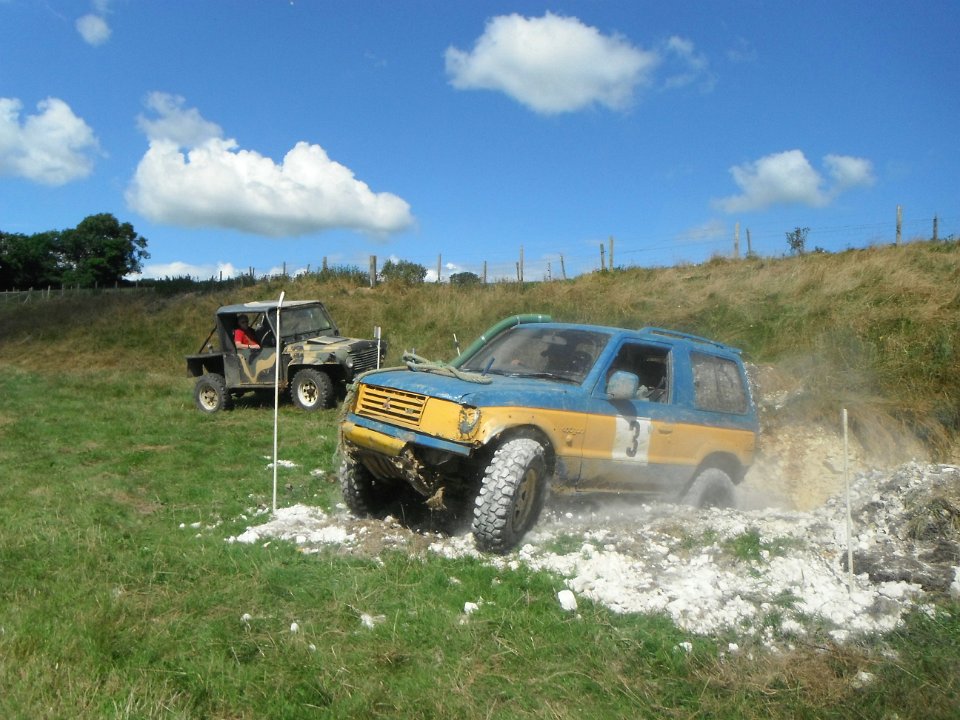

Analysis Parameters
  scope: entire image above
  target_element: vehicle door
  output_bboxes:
[579,340,686,494]
[663,350,757,471]
[223,312,278,386]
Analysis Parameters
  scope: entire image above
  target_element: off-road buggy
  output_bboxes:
[186,300,384,412]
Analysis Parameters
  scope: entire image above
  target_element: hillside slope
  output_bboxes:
[2,239,958,471]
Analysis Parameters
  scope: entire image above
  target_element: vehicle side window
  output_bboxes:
[605,343,670,402]
[691,352,748,413]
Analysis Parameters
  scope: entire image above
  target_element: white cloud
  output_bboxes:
[137,92,222,147]
[662,36,714,91]
[713,150,875,213]
[0,97,99,185]
[726,37,757,64]
[424,261,466,283]
[676,218,727,245]
[76,14,110,46]
[445,13,658,114]
[824,154,875,190]
[132,260,240,281]
[125,93,415,238]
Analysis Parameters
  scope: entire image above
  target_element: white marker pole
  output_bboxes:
[843,408,853,595]
[374,325,381,369]
[272,291,285,513]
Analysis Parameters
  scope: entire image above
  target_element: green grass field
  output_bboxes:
[2,240,959,717]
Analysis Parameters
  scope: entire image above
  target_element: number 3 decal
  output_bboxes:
[625,420,641,457]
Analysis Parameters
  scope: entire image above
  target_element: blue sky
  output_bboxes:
[2,1,957,282]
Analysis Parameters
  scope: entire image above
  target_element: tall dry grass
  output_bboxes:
[2,239,958,456]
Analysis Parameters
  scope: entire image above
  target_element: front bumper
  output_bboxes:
[341,414,474,458]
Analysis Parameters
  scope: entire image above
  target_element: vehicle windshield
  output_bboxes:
[272,305,336,338]
[459,326,609,385]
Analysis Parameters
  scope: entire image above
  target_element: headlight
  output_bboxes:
[458,406,481,436]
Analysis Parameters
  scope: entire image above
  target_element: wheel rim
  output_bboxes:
[512,466,539,528]
[199,385,218,410]
[298,380,318,406]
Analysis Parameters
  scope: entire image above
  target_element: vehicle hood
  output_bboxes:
[289,335,375,350]
[359,367,585,409]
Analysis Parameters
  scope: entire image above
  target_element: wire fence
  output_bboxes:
[2,211,955,302]
[0,285,153,305]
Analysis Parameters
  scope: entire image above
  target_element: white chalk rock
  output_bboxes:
[557,589,578,612]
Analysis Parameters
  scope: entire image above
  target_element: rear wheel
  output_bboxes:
[472,438,548,554]
[193,373,231,413]
[291,368,333,410]
[683,468,736,508]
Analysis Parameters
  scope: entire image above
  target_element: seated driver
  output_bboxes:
[234,314,261,349]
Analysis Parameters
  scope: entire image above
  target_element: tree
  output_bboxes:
[0,230,60,290]
[449,271,481,286]
[380,258,426,284]
[57,213,150,287]
[786,226,810,256]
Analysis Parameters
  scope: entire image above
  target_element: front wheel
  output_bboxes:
[683,467,736,509]
[193,373,232,413]
[472,438,549,554]
[339,457,406,518]
[290,368,333,411]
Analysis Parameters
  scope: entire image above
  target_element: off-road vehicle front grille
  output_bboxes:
[356,384,426,429]
[349,345,380,374]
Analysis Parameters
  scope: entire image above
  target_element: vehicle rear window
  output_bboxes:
[691,352,748,414]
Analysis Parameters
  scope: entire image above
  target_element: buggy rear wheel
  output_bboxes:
[193,373,231,413]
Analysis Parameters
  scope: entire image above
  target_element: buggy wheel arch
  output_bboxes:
[474,425,556,476]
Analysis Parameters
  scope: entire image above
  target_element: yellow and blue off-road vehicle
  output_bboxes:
[338,315,759,553]
[187,300,383,413]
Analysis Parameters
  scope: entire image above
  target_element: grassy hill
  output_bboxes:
[4,238,959,458]
[2,239,959,718]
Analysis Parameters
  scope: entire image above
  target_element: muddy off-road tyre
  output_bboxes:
[472,438,548,554]
[683,467,736,508]
[291,368,333,411]
[339,458,404,518]
[194,373,231,413]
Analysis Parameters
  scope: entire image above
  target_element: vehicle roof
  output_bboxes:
[503,321,743,355]
[216,300,322,315]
